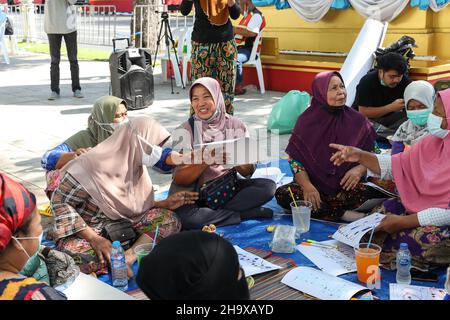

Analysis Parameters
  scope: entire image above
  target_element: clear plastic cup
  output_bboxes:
[134,242,153,266]
[290,201,312,238]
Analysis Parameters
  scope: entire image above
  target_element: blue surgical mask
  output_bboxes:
[427,113,449,139]
[407,109,431,126]
[380,79,388,87]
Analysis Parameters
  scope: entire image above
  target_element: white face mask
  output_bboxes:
[12,232,43,260]
[427,113,449,139]
[137,135,163,167]
[94,118,129,134]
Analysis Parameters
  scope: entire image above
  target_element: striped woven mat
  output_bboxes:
[128,247,312,301]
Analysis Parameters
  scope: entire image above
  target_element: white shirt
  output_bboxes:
[246,13,263,34]
[369,154,450,227]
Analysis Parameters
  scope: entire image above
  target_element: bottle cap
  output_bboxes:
[112,241,121,247]
[400,242,408,250]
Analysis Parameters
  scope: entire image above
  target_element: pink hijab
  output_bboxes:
[392,89,450,212]
[63,117,170,223]
[183,77,248,185]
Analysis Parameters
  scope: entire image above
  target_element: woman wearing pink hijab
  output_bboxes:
[170,77,276,230]
[330,88,450,268]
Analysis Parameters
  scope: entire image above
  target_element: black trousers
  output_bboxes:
[175,178,277,230]
[47,31,81,94]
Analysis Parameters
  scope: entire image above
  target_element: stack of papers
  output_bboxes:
[251,167,285,184]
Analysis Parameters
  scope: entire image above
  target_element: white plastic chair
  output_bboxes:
[0,19,10,64]
[243,30,265,94]
[179,26,192,86]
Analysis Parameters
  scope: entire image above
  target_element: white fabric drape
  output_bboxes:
[286,0,333,23]
[286,0,449,22]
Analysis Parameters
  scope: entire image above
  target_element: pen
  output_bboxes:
[306,239,337,249]
[300,242,336,249]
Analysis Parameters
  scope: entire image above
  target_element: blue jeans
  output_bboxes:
[236,47,252,85]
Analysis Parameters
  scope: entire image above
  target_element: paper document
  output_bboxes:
[296,240,356,276]
[389,284,447,300]
[332,212,385,248]
[62,273,135,300]
[251,167,285,184]
[281,267,369,300]
[234,246,282,277]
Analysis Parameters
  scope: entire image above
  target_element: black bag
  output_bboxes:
[5,17,13,36]
[101,219,136,250]
[198,168,239,210]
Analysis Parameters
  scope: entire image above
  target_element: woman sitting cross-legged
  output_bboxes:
[329,88,450,269]
[169,77,276,230]
[275,71,386,222]
[51,117,198,276]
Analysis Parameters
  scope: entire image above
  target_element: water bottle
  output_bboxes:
[396,243,411,285]
[111,241,128,291]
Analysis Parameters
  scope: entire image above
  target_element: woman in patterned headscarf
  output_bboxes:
[0,172,66,300]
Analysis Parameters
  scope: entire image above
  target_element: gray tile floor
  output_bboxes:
[0,52,291,209]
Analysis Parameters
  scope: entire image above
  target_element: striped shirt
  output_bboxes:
[0,277,66,300]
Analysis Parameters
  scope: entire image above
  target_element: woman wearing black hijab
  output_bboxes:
[136,231,249,300]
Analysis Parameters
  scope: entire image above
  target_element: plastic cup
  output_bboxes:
[354,243,381,285]
[134,242,153,266]
[290,201,312,238]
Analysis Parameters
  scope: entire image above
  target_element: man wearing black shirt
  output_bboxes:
[352,52,411,137]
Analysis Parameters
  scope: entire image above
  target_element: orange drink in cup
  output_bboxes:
[354,243,381,284]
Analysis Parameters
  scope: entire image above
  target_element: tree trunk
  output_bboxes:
[132,0,159,53]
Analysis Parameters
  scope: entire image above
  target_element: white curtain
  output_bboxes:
[430,0,450,11]
[286,0,333,23]
[349,0,410,21]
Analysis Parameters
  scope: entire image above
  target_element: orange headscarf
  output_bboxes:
[200,0,229,26]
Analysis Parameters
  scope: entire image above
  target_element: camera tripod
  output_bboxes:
[153,10,185,94]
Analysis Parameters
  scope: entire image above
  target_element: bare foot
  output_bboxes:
[341,210,366,222]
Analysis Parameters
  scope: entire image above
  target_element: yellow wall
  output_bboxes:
[258,5,450,60]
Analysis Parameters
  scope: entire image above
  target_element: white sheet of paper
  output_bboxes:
[251,167,285,184]
[281,266,368,300]
[332,212,385,248]
[234,246,282,277]
[389,283,447,300]
[62,273,135,300]
[296,240,356,276]
[277,176,293,187]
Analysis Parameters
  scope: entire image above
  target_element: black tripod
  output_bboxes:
[153,10,185,94]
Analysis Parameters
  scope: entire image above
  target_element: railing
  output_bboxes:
[1,4,117,47]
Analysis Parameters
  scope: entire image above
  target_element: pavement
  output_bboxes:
[0,50,290,210]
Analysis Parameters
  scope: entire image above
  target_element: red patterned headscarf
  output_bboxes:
[0,172,36,251]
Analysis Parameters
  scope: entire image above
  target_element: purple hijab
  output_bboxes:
[286,71,376,196]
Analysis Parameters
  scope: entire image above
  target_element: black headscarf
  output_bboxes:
[136,231,249,300]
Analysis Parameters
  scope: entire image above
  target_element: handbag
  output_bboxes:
[101,219,136,250]
[198,168,239,210]
[5,17,14,36]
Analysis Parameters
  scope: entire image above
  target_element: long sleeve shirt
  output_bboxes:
[369,154,450,227]
[180,0,241,43]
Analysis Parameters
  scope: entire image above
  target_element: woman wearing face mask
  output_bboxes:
[0,172,66,300]
[275,72,385,222]
[330,88,450,268]
[136,230,249,300]
[41,96,130,199]
[170,77,276,230]
[390,81,434,154]
[51,117,199,277]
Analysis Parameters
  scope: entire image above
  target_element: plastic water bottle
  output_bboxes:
[111,241,128,291]
[396,243,411,284]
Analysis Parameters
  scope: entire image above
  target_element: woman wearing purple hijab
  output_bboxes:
[275,71,384,222]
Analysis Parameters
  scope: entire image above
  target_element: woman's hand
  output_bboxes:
[375,214,420,234]
[329,144,362,166]
[89,234,112,266]
[164,191,199,210]
[302,183,321,211]
[340,166,364,191]
[75,147,91,156]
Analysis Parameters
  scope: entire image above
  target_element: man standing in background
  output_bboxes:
[44,0,83,100]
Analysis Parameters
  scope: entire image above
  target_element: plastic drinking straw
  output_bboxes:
[288,187,306,230]
[152,225,160,250]
[366,227,376,249]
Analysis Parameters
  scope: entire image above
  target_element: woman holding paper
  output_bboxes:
[330,88,450,268]
[0,173,66,300]
[275,71,385,222]
[50,117,199,277]
[170,77,276,230]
